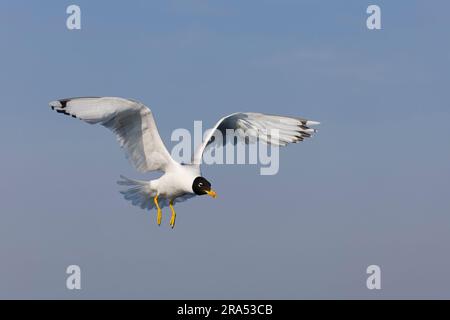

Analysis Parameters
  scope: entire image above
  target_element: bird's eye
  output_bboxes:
[199,183,203,187]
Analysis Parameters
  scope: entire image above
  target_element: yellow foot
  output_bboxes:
[153,195,162,226]
[157,209,162,226]
[169,200,176,229]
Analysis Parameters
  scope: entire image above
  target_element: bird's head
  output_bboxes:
[192,177,217,198]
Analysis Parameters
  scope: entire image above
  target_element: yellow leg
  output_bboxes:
[169,200,176,229]
[153,195,162,226]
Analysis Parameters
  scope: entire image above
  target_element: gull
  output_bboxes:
[49,97,319,228]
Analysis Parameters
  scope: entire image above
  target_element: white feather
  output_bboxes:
[49,97,175,173]
[192,112,319,164]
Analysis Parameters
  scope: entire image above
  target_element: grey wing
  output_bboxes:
[49,97,176,173]
[192,112,319,165]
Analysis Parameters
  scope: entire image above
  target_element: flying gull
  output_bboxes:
[49,97,319,228]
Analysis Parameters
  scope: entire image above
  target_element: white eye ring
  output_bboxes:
[199,183,203,186]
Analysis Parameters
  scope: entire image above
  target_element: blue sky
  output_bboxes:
[0,0,449,298]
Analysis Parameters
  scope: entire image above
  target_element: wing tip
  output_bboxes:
[49,100,61,109]
[48,99,78,119]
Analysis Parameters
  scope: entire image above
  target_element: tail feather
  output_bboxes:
[117,175,196,211]
[117,175,155,210]
[117,175,148,186]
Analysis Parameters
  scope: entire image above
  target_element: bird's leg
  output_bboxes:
[169,200,176,229]
[153,195,162,226]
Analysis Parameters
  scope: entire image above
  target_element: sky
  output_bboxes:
[0,0,449,299]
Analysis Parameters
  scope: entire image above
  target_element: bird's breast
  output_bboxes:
[155,173,191,199]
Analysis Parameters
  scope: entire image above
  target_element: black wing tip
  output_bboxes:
[49,99,77,119]
[49,98,70,108]
[49,100,61,108]
[48,96,100,109]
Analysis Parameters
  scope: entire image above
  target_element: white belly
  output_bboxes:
[155,176,185,198]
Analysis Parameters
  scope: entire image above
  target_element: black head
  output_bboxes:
[192,177,217,198]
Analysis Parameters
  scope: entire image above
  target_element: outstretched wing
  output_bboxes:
[49,97,175,173]
[192,112,319,165]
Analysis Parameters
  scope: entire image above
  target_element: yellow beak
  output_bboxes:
[206,189,217,199]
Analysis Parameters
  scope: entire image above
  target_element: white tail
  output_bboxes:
[117,175,156,210]
[117,175,196,211]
